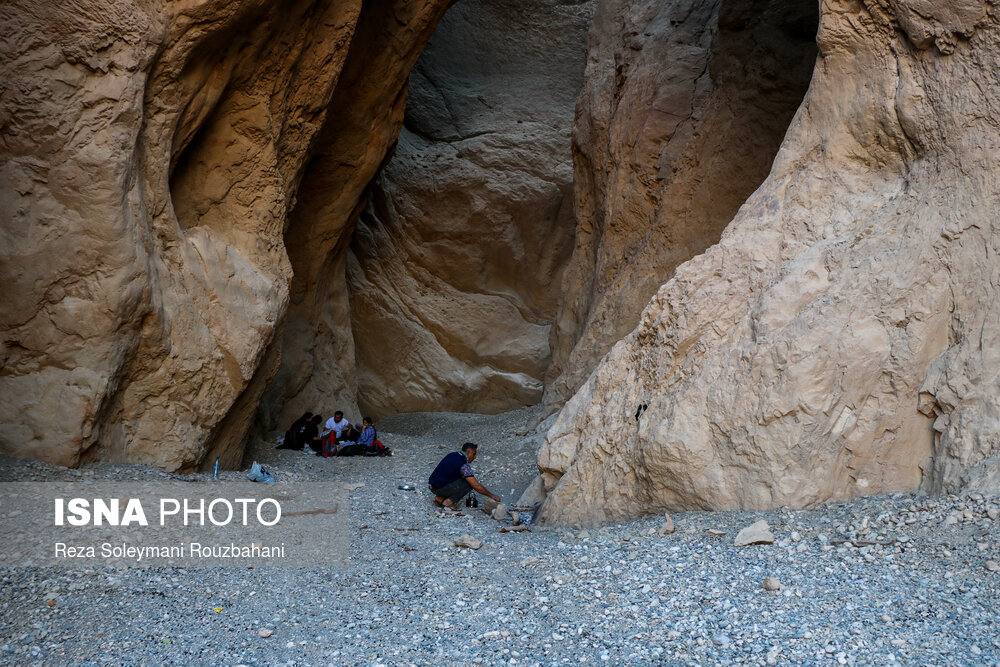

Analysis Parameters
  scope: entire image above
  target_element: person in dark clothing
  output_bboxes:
[277,411,312,449]
[428,442,500,509]
[298,414,323,452]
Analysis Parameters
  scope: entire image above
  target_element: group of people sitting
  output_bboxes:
[281,413,503,511]
[276,410,390,457]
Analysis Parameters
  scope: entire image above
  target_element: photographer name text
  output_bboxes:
[54,541,286,561]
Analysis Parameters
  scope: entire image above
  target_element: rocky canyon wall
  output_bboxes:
[5,0,1000,519]
[545,0,819,404]
[1,0,449,470]
[256,0,453,431]
[307,0,596,418]
[537,0,1000,525]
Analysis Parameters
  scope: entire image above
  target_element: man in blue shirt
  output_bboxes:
[428,442,501,509]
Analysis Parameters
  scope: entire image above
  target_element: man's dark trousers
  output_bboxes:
[434,479,472,505]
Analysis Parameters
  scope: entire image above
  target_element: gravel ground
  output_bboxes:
[1,407,999,666]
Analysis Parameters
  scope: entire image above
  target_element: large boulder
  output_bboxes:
[537,0,1000,525]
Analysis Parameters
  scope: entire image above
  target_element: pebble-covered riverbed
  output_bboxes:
[1,407,998,665]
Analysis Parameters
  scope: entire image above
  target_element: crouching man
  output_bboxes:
[428,442,500,509]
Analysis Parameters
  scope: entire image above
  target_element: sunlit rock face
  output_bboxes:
[5,0,999,515]
[344,0,596,416]
[0,0,450,470]
[537,0,1000,525]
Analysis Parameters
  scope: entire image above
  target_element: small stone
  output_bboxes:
[258,628,274,638]
[455,534,484,550]
[520,556,539,566]
[707,529,726,536]
[762,577,784,592]
[986,560,999,572]
[987,507,999,521]
[881,614,891,623]
[491,503,508,521]
[483,497,499,513]
[510,511,522,526]
[499,524,531,533]
[734,520,775,546]
[660,513,675,535]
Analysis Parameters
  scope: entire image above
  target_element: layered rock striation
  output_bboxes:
[537,0,1000,525]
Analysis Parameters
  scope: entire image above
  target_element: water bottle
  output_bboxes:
[213,457,220,481]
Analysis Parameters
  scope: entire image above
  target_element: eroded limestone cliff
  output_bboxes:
[4,0,999,518]
[537,0,1000,525]
[1,0,450,470]
[345,0,595,416]
[545,0,818,404]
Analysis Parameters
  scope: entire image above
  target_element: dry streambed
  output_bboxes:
[1,408,998,665]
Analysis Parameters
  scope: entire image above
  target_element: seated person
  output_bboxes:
[325,411,352,440]
[297,414,323,452]
[336,417,377,456]
[356,417,376,449]
[428,442,500,509]
[277,411,312,449]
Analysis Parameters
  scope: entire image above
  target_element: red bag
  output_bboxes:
[320,432,338,456]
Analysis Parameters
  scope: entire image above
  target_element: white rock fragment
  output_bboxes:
[499,524,530,533]
[762,577,784,592]
[660,513,675,535]
[986,560,999,572]
[258,628,274,638]
[455,534,483,550]
[734,520,775,546]
[491,503,508,521]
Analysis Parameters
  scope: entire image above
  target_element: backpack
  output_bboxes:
[319,431,338,457]
[366,438,392,457]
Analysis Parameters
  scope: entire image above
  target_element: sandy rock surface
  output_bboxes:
[345,0,595,416]
[537,0,1000,524]
[544,0,818,404]
[0,0,450,472]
